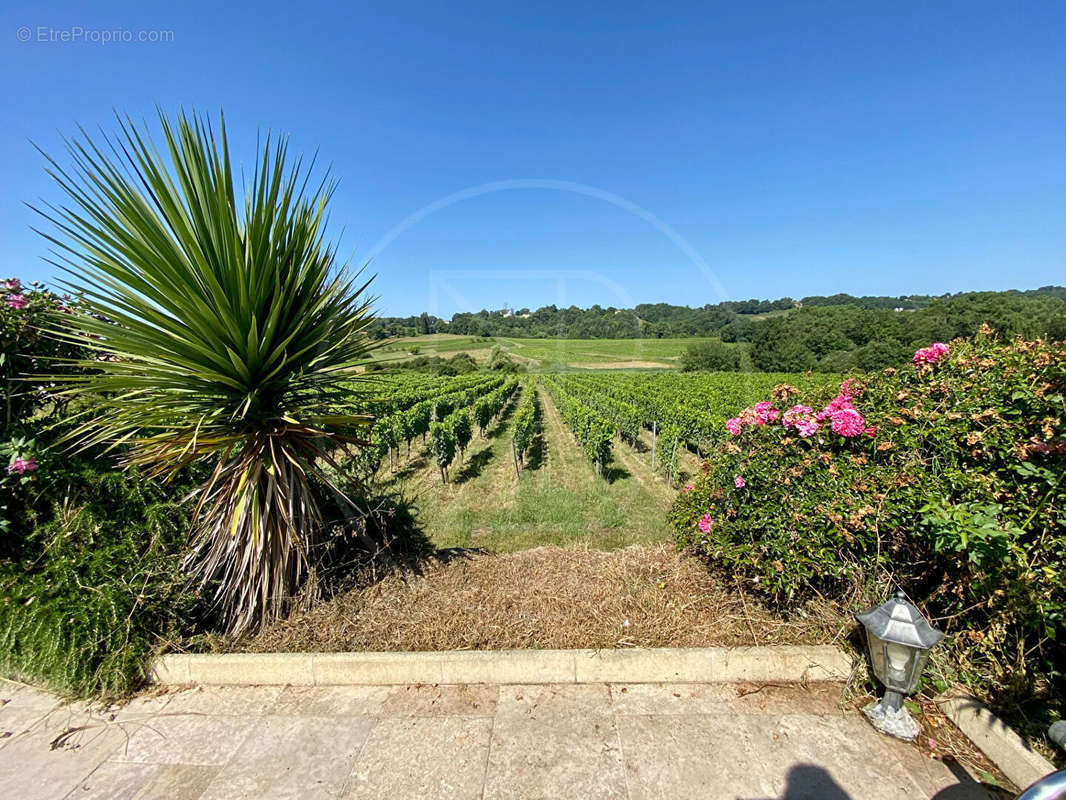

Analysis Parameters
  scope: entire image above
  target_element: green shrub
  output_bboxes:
[672,328,1065,715]
[0,466,200,698]
[680,339,741,372]
[0,278,204,697]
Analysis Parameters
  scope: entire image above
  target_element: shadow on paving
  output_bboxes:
[740,762,995,800]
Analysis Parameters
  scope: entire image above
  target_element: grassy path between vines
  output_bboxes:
[381,384,671,551]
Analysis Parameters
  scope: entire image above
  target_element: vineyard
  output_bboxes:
[356,370,835,549]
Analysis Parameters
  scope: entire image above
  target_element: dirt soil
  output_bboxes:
[224,545,851,654]
[569,360,673,370]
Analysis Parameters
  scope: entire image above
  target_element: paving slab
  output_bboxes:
[161,685,284,716]
[111,712,258,766]
[198,714,375,800]
[0,703,129,800]
[62,762,220,800]
[343,715,493,799]
[0,683,65,745]
[484,701,626,799]
[0,681,998,800]
[267,685,391,717]
[379,683,499,716]
[497,682,614,720]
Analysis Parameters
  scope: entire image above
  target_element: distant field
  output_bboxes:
[370,333,730,370]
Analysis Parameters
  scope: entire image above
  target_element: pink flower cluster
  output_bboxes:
[726,401,780,436]
[6,458,38,475]
[782,404,819,438]
[697,513,715,533]
[3,277,26,310]
[728,378,874,440]
[913,342,949,365]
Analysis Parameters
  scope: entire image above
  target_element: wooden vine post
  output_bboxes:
[651,420,658,470]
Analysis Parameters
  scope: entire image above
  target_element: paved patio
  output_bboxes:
[0,680,996,799]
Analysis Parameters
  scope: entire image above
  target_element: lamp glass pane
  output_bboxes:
[864,629,888,684]
[884,642,916,691]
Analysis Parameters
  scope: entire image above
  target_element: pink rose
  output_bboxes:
[725,417,742,436]
[6,294,27,310]
[683,483,694,493]
[697,513,714,534]
[733,476,745,489]
[3,279,21,293]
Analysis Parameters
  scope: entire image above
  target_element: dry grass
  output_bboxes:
[223,545,850,654]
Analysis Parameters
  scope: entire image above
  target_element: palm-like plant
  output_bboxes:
[35,111,377,632]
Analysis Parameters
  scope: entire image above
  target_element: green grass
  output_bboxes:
[371,333,733,371]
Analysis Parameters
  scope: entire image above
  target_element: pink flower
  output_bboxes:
[6,458,38,475]
[683,483,694,493]
[817,394,854,421]
[725,417,742,436]
[697,513,714,534]
[830,407,865,437]
[752,401,779,424]
[864,426,877,437]
[913,342,950,365]
[6,294,27,310]
[733,476,746,489]
[3,279,21,293]
[783,405,820,438]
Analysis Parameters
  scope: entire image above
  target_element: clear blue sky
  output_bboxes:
[2,1,1063,317]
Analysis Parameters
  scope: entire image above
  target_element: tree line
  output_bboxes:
[370,287,1066,372]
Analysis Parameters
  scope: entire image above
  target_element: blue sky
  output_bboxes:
[1,1,1063,317]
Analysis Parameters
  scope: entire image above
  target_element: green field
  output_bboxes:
[369,371,834,552]
[370,333,732,370]
[376,383,678,551]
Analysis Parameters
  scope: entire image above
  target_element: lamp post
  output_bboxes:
[855,590,944,741]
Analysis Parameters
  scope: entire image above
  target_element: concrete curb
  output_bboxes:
[152,645,851,687]
[937,689,1056,790]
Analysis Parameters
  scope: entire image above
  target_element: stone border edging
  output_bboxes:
[152,645,850,687]
[936,689,1057,790]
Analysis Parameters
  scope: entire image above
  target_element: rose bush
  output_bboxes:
[672,327,1065,722]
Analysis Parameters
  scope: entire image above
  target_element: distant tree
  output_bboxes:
[680,340,740,372]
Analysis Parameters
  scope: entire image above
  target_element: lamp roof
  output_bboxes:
[855,591,944,650]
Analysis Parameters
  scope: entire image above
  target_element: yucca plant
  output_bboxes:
[34,110,377,633]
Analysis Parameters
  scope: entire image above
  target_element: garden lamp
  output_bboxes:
[855,590,944,741]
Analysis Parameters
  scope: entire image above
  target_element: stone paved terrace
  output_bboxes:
[0,680,997,799]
